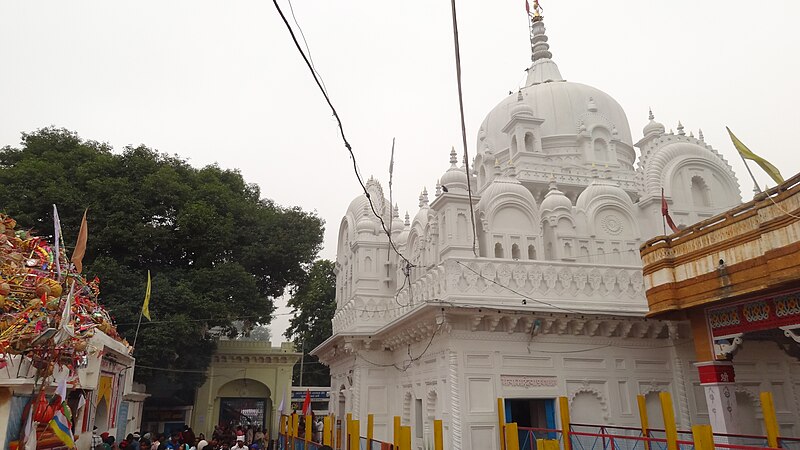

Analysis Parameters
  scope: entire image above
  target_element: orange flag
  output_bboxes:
[71,209,88,273]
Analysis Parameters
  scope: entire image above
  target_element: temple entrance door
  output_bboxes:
[219,397,267,431]
[505,398,557,446]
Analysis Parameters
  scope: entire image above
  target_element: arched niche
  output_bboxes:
[570,391,607,424]
[690,175,711,207]
[594,139,608,162]
[524,132,535,153]
[494,242,504,258]
[491,205,536,233]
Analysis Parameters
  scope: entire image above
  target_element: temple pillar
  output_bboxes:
[695,361,739,435]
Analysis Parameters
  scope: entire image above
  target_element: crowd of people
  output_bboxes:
[91,424,270,450]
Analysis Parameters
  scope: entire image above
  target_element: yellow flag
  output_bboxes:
[71,209,88,273]
[142,270,151,321]
[726,127,784,185]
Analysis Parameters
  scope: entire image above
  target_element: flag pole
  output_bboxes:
[661,188,667,236]
[738,152,763,194]
[132,304,144,351]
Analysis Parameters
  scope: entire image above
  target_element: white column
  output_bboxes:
[695,361,740,435]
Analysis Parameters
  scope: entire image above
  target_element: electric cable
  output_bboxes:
[449,0,479,257]
[271,0,414,269]
[455,261,583,314]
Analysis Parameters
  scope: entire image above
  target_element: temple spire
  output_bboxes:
[525,0,563,86]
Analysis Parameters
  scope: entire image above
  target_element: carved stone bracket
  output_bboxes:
[713,334,743,359]
[780,325,800,344]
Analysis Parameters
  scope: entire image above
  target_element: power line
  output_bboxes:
[285,0,327,96]
[449,0,479,257]
[271,0,414,269]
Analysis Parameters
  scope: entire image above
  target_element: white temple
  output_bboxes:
[313,11,800,450]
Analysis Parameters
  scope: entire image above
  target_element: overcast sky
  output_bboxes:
[2,1,798,345]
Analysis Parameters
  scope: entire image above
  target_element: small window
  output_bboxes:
[564,242,572,258]
[528,244,536,260]
[525,132,535,152]
[512,244,521,260]
[494,242,504,258]
[511,135,518,154]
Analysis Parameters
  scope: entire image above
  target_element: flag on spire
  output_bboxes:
[525,0,531,14]
[661,189,680,234]
[726,127,784,185]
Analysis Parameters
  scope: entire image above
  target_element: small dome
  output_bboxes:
[540,179,572,212]
[355,210,378,234]
[440,148,469,193]
[477,161,537,212]
[576,179,634,212]
[643,109,665,137]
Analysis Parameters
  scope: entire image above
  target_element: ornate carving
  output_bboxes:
[449,351,462,449]
[600,214,624,235]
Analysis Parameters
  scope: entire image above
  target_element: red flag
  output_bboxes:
[302,390,311,415]
[525,0,531,14]
[661,189,680,234]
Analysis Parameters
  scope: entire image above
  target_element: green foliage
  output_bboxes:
[0,127,324,394]
[284,259,336,386]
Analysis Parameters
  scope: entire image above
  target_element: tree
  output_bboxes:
[285,259,336,386]
[0,127,324,396]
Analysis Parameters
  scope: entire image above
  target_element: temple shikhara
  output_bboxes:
[312,7,800,450]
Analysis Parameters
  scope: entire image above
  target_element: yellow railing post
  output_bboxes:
[346,413,353,450]
[498,398,507,450]
[537,438,546,450]
[350,419,360,450]
[545,440,560,450]
[559,396,572,450]
[305,415,313,442]
[280,415,286,437]
[761,391,780,448]
[692,424,714,450]
[368,413,374,443]
[400,425,412,450]
[323,415,332,446]
[293,413,300,438]
[505,422,520,450]
[394,416,401,448]
[434,419,444,450]
[637,394,650,450]
[659,392,678,450]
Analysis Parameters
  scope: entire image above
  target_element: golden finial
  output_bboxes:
[532,0,543,19]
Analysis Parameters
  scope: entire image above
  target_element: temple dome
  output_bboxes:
[439,148,469,193]
[643,109,665,137]
[576,178,634,212]
[540,179,573,212]
[476,17,632,155]
[477,162,537,213]
[478,82,633,155]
